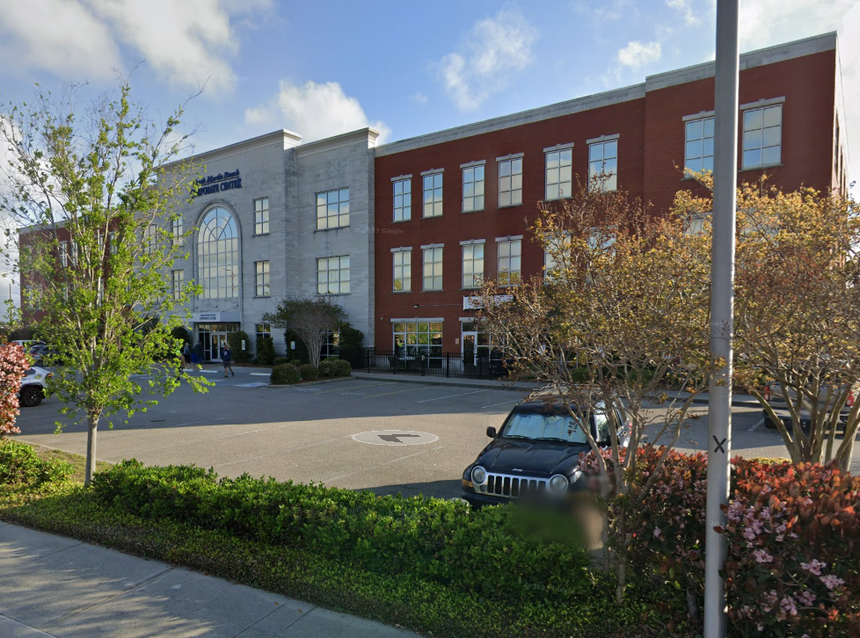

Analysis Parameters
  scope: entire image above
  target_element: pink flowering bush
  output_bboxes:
[722,460,860,637]
[580,448,859,636]
[0,343,31,438]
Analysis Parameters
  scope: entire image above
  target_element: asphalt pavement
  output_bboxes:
[0,521,420,638]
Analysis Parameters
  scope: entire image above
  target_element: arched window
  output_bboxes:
[197,207,239,298]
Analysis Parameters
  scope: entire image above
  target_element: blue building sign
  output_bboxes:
[195,169,242,197]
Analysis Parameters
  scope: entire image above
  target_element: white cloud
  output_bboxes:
[244,80,390,144]
[0,0,122,80]
[617,41,662,70]
[665,0,700,26]
[411,92,429,105]
[0,0,272,93]
[738,0,854,51]
[572,0,631,23]
[436,9,538,111]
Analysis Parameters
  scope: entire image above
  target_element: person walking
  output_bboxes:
[221,344,234,378]
[180,342,190,370]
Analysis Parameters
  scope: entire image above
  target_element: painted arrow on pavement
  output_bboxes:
[377,433,422,443]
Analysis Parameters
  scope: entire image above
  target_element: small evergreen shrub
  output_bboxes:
[255,336,276,366]
[298,364,319,381]
[334,359,351,377]
[0,440,73,487]
[227,331,251,363]
[270,364,300,385]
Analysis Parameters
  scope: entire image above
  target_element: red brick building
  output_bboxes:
[372,32,849,360]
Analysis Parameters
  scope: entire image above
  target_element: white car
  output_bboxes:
[19,366,52,408]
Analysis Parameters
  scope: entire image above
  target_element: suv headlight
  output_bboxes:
[548,474,569,494]
[471,466,487,485]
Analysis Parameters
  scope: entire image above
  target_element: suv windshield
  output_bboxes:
[501,410,588,444]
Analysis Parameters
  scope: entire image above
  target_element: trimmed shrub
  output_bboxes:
[273,357,289,366]
[318,357,349,378]
[270,364,300,385]
[298,364,319,381]
[0,440,73,487]
[90,461,594,606]
[255,336,276,366]
[227,331,252,363]
[334,359,351,377]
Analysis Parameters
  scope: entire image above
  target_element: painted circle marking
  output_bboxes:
[351,430,439,446]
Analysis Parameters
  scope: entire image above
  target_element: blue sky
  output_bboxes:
[0,0,858,179]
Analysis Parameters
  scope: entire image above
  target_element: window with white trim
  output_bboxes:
[316,188,349,230]
[171,269,184,300]
[255,322,271,343]
[393,178,411,222]
[254,197,269,235]
[461,242,484,289]
[317,255,350,294]
[393,321,443,358]
[198,207,239,299]
[59,241,68,267]
[171,217,184,247]
[497,239,521,286]
[422,246,443,291]
[498,157,522,207]
[545,148,572,200]
[685,117,714,175]
[392,249,412,293]
[588,139,618,191]
[143,224,158,256]
[254,260,270,297]
[462,164,484,212]
[742,104,782,169]
[423,172,443,218]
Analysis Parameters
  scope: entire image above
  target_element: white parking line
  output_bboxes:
[749,418,765,432]
[482,399,516,410]
[417,390,486,403]
[250,372,270,377]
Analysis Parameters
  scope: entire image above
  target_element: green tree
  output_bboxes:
[477,180,714,603]
[0,82,210,484]
[263,297,346,368]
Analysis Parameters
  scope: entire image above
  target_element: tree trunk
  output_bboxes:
[85,413,99,485]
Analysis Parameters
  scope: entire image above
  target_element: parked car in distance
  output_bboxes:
[19,366,52,407]
[28,344,62,367]
[762,381,855,431]
[461,392,630,508]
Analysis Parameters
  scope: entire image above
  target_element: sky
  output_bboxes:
[0,0,858,305]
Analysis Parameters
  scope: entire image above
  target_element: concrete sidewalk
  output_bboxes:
[0,521,420,638]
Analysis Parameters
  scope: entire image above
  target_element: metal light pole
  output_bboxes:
[705,1,739,637]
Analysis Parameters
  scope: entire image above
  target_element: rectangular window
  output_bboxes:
[497,239,522,286]
[393,178,411,222]
[588,139,618,191]
[171,217,184,246]
[545,148,572,200]
[316,188,349,230]
[742,104,782,169]
[423,172,443,218]
[422,246,443,291]
[171,269,184,301]
[317,255,350,294]
[70,240,79,266]
[254,260,270,297]
[255,322,271,342]
[254,197,270,235]
[498,157,522,207]
[685,117,715,175]
[322,330,341,359]
[392,321,443,359]
[461,164,485,212]
[544,250,558,281]
[392,249,412,293]
[59,241,68,267]
[461,242,484,289]
[108,232,118,255]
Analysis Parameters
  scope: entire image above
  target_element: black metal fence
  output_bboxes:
[339,348,508,380]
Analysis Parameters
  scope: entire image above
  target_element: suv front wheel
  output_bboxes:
[20,386,43,408]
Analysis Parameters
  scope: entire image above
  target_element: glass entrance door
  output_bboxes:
[462,331,478,368]
[212,333,229,361]
[197,323,239,361]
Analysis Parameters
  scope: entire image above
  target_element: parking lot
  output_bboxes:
[13,369,857,499]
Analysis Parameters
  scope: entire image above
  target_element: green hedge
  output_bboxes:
[91,461,594,604]
[319,357,351,378]
[0,440,73,488]
[270,363,300,385]
[298,364,319,381]
[255,336,276,366]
